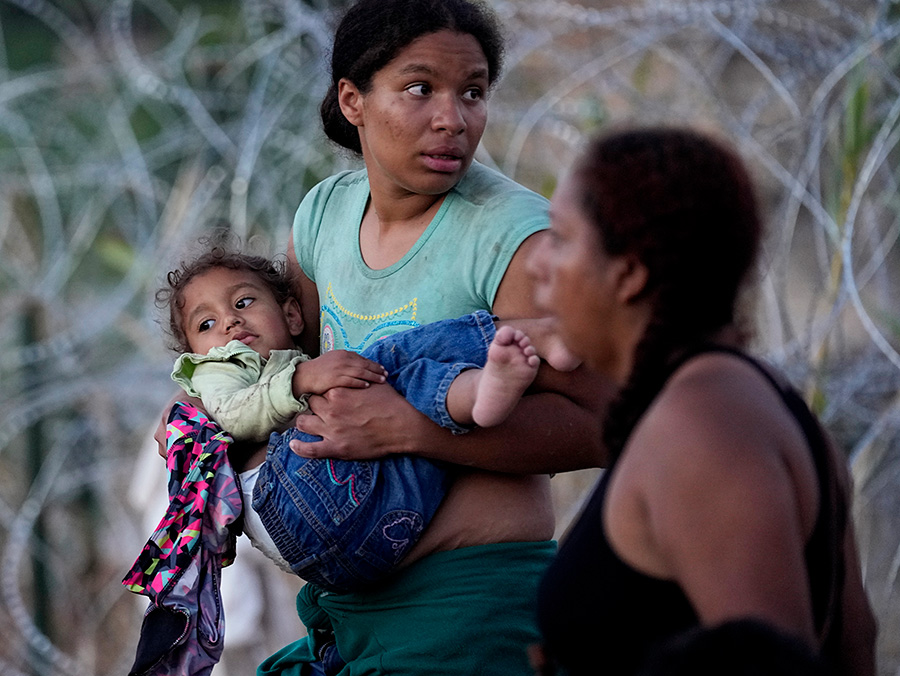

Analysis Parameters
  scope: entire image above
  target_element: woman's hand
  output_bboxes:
[290,383,430,460]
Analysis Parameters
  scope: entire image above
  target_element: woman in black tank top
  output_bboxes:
[527,128,876,676]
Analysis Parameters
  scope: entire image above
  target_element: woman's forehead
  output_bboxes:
[381,30,487,77]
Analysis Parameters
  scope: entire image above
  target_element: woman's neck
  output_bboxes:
[359,191,448,269]
[368,184,447,223]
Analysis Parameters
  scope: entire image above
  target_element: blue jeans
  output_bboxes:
[252,310,497,593]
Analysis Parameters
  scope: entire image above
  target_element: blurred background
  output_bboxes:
[0,0,898,674]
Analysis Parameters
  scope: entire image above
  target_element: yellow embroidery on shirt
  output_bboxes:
[325,282,417,323]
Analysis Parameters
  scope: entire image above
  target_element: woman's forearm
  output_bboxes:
[292,378,609,474]
[411,391,608,473]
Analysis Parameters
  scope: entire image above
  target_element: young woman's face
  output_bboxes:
[179,267,303,358]
[528,174,626,374]
[343,30,490,198]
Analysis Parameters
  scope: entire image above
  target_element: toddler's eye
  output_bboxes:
[235,297,254,309]
[198,318,215,332]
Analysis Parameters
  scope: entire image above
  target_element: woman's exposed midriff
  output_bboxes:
[401,471,554,565]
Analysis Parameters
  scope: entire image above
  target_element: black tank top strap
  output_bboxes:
[665,343,782,391]
[665,344,847,656]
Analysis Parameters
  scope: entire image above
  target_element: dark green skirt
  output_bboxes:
[258,540,556,676]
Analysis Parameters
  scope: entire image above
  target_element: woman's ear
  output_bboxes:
[338,78,364,127]
[617,256,649,305]
[282,298,305,337]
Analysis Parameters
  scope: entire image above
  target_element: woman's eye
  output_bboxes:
[463,87,483,102]
[198,318,215,332]
[235,296,254,309]
[406,83,430,96]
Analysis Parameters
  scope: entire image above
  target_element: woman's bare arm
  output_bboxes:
[629,360,826,644]
[287,243,321,357]
[640,360,875,675]
[293,381,606,473]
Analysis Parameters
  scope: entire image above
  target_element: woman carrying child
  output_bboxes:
[265,0,606,673]
[133,236,569,675]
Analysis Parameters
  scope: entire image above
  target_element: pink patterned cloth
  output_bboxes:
[123,402,243,676]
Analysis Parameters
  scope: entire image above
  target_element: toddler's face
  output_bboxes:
[179,267,303,358]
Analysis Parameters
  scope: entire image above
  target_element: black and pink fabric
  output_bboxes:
[123,401,243,676]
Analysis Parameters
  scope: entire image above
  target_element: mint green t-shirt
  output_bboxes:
[292,161,549,354]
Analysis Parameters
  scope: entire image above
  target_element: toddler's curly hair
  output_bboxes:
[157,236,293,353]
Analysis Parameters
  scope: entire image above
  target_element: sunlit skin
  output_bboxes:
[341,30,488,201]
[338,30,490,267]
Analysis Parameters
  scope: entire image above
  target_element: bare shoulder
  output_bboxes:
[631,351,818,522]
[641,352,799,464]
[493,230,548,319]
[613,352,824,635]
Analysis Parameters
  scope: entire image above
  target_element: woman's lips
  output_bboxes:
[233,331,256,344]
[422,149,464,173]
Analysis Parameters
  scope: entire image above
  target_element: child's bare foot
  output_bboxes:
[497,317,581,372]
[471,326,541,427]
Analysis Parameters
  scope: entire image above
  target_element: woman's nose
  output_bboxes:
[225,315,242,331]
[433,95,466,134]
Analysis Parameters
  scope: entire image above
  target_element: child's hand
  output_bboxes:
[155,393,207,458]
[292,350,387,397]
